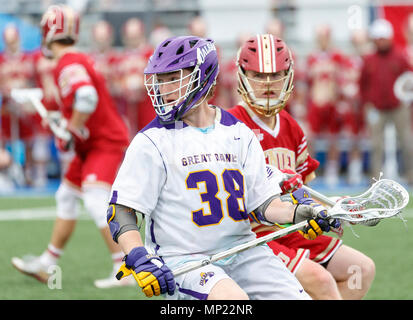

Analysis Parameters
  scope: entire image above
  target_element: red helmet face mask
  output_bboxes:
[237,34,294,117]
[40,5,80,58]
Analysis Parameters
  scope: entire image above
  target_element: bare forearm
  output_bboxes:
[69,109,90,130]
[117,230,144,255]
[264,197,295,225]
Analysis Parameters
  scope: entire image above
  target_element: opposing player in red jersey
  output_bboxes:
[305,24,345,186]
[115,18,156,135]
[0,24,36,185]
[228,34,376,299]
[11,5,132,289]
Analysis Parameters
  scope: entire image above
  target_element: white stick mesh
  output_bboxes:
[329,179,409,224]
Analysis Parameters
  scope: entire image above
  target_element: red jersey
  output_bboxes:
[115,45,157,132]
[54,51,129,151]
[228,104,319,182]
[115,45,153,103]
[0,51,35,107]
[89,49,119,97]
[306,49,344,107]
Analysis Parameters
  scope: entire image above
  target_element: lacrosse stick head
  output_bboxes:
[329,179,409,225]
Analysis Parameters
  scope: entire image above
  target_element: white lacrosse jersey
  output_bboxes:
[110,106,280,264]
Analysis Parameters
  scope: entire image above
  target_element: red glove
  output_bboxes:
[280,169,303,194]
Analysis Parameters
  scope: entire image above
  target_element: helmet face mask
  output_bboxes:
[145,67,202,118]
[238,67,294,117]
[237,34,294,117]
[144,36,219,123]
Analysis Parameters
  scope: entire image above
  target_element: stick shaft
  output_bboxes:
[301,185,336,207]
[172,220,307,277]
[27,95,71,141]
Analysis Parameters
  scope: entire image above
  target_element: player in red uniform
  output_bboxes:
[11,5,132,288]
[0,24,36,185]
[305,24,345,186]
[228,34,376,299]
[339,29,372,185]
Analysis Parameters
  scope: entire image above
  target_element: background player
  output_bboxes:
[305,24,345,186]
[0,24,36,186]
[228,34,376,299]
[108,35,336,300]
[11,4,131,289]
[115,17,156,136]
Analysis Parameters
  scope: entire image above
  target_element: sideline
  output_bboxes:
[0,206,89,221]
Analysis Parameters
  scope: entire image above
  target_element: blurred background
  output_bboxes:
[1,0,413,195]
[2,0,413,301]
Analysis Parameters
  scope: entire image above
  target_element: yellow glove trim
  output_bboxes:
[299,219,323,240]
[115,263,162,297]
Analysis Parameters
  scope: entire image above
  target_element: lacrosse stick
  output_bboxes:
[172,178,409,277]
[10,88,71,142]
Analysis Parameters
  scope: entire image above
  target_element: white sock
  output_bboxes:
[39,244,63,267]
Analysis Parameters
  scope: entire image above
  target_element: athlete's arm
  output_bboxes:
[252,189,341,240]
[56,85,97,150]
[107,203,175,297]
[68,85,97,130]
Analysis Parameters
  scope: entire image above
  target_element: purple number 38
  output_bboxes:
[186,169,248,227]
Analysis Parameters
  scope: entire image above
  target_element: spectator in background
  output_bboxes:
[149,22,173,48]
[89,20,119,99]
[116,18,155,135]
[305,24,345,187]
[338,29,372,185]
[359,19,413,184]
[0,24,36,186]
[187,15,227,108]
[220,31,252,110]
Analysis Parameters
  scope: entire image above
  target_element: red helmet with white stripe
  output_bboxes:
[237,34,294,117]
[40,5,80,56]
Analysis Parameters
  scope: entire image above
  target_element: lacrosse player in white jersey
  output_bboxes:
[106,35,339,300]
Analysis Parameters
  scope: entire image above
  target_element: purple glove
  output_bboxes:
[291,188,341,233]
[125,246,175,297]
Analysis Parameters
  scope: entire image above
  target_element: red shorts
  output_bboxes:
[0,113,35,141]
[307,102,341,135]
[258,230,342,274]
[341,103,365,136]
[64,146,125,188]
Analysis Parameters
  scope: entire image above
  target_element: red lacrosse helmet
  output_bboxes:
[237,34,294,117]
[40,5,80,56]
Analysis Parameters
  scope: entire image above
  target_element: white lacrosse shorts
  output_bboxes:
[166,245,311,300]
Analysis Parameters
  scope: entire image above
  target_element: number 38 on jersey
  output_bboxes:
[186,169,249,227]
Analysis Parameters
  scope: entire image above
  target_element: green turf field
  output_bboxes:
[1,195,412,300]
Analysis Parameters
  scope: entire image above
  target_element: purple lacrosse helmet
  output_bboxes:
[144,35,219,123]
